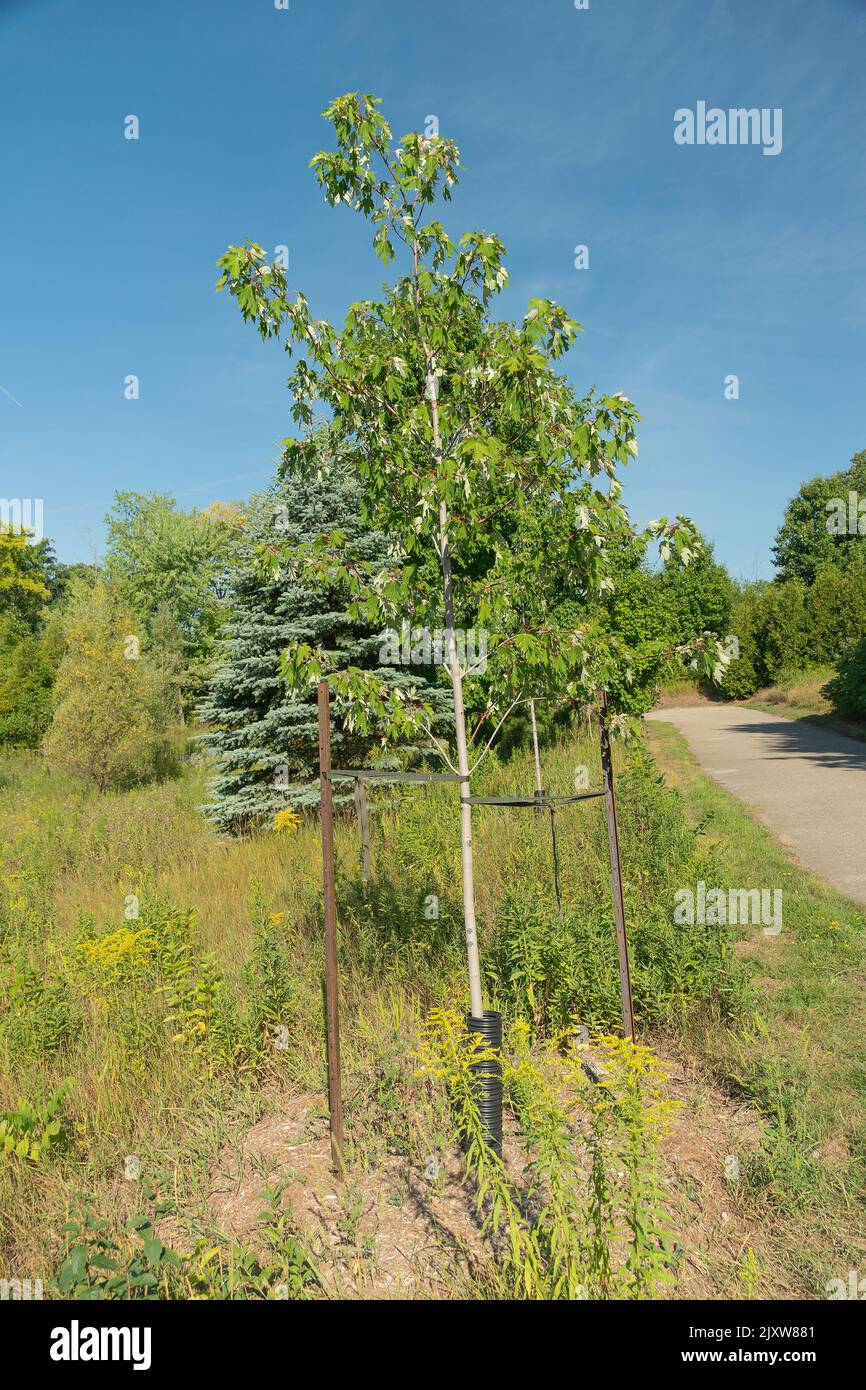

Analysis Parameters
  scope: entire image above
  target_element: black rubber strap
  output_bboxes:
[466,789,605,808]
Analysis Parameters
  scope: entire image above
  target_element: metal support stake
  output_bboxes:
[317,680,345,1175]
[530,697,563,915]
[548,800,563,917]
[354,777,371,886]
[598,690,636,1040]
[533,785,563,915]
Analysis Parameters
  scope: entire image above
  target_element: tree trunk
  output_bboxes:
[529,698,543,796]
[428,367,484,1019]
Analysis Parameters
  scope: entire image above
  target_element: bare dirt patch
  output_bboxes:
[201,1092,495,1298]
[185,1059,784,1300]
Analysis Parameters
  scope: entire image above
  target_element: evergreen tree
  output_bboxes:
[199,442,451,834]
[752,580,811,682]
[716,582,765,699]
[806,556,866,664]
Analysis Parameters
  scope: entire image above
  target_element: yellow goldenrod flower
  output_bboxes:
[78,926,154,968]
[272,808,302,835]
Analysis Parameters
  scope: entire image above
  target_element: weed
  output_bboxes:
[0,1082,72,1164]
[417,1009,678,1299]
[56,1201,181,1299]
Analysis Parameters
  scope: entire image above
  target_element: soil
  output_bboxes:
[176,1049,781,1300]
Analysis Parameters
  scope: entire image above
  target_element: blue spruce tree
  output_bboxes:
[199,439,451,833]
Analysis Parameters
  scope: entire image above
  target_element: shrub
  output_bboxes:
[43,579,179,792]
[0,1082,71,1164]
[807,561,866,664]
[0,613,62,748]
[57,1202,183,1300]
[824,636,866,720]
[55,1190,319,1301]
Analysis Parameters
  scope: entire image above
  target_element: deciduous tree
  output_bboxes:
[218,93,717,1016]
[43,580,174,791]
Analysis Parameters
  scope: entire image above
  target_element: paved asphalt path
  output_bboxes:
[645,704,866,905]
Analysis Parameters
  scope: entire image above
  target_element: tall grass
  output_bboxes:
[0,730,736,1298]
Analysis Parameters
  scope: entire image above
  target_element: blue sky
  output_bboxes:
[1,0,864,577]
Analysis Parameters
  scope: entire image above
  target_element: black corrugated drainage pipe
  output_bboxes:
[466,1010,503,1158]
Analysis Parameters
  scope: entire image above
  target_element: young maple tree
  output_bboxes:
[218,93,719,1018]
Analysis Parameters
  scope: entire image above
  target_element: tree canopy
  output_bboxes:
[104,492,243,710]
[772,449,866,585]
[0,527,55,629]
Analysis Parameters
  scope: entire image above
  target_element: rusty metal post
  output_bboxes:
[317,680,344,1175]
[598,691,636,1040]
